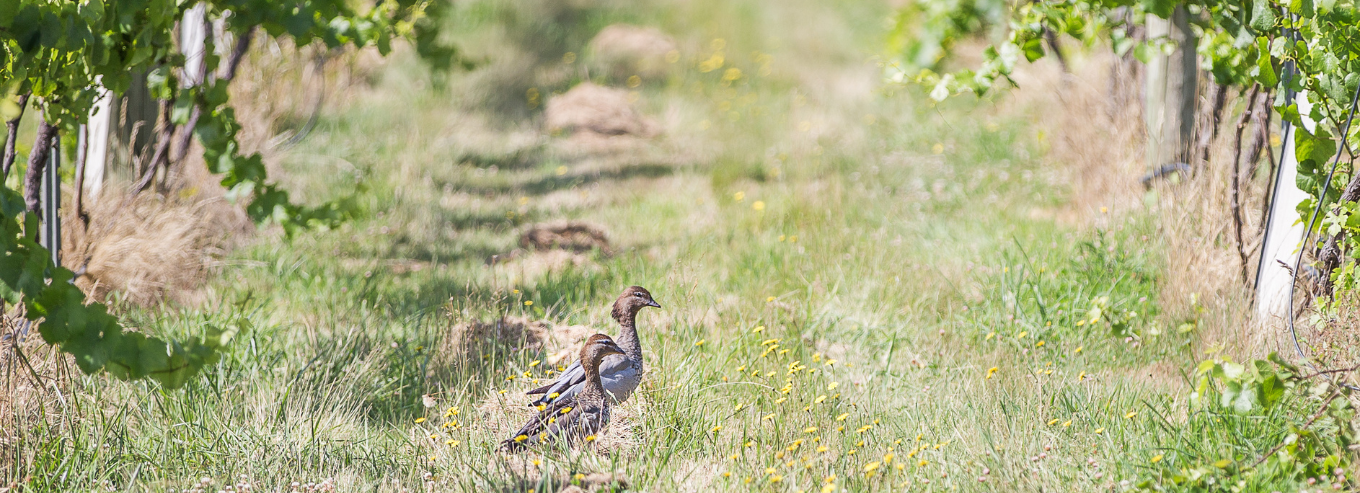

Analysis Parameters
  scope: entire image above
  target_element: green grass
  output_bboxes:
[6,0,1352,491]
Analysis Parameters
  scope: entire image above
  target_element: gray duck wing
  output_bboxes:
[598,354,640,403]
[530,354,633,407]
[528,361,586,406]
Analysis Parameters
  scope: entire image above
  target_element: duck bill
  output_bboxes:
[646,300,661,308]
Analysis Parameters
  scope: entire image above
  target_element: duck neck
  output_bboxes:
[581,360,606,399]
[614,311,643,362]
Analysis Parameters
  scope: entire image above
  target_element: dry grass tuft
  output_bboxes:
[0,322,72,475]
[433,316,600,372]
[63,192,243,307]
[587,24,678,81]
[545,83,660,138]
[437,316,552,365]
[1017,51,1263,358]
[1010,52,1145,223]
[519,221,612,254]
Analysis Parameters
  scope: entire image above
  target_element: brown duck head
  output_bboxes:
[581,334,627,372]
[611,286,661,324]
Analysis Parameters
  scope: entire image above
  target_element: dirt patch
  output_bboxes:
[544,83,659,138]
[588,24,678,81]
[520,221,611,254]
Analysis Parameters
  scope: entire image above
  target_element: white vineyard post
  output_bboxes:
[1255,93,1316,321]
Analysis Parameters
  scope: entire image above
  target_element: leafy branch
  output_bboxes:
[0,0,465,384]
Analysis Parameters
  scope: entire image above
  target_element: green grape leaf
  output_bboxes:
[1251,0,1278,31]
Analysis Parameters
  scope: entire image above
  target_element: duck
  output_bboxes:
[526,286,659,407]
[501,334,627,451]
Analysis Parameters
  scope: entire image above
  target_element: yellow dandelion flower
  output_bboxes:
[414,417,427,424]
[814,395,827,404]
[560,407,573,414]
[737,365,746,372]
[825,359,837,366]
[498,389,508,394]
[1075,346,1084,354]
[722,472,731,478]
[1036,341,1045,348]
[446,439,460,446]
[837,426,845,432]
[549,392,560,398]
[766,296,775,302]
[1078,372,1086,381]
[753,325,765,333]
[857,425,872,433]
[1047,419,1059,426]
[734,191,746,201]
[986,332,995,340]
[695,339,707,347]
[746,441,756,447]
[836,413,849,421]
[1151,454,1163,463]
[827,382,839,390]
[513,435,528,443]
[822,485,836,493]
[1017,331,1028,339]
[864,462,881,474]
[986,367,999,379]
[585,435,597,442]
[711,425,723,433]
[804,426,818,433]
[917,460,929,467]
[763,413,776,420]
[524,301,533,306]
[1094,428,1105,434]
[1125,411,1137,419]
[817,445,829,453]
[1062,420,1072,427]
[753,200,765,211]
[574,473,585,481]
[735,403,745,411]
[428,434,437,439]
[769,475,783,483]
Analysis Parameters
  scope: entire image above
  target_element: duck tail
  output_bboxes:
[498,437,527,453]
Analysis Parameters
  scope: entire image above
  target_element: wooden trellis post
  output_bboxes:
[1144,6,1199,169]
